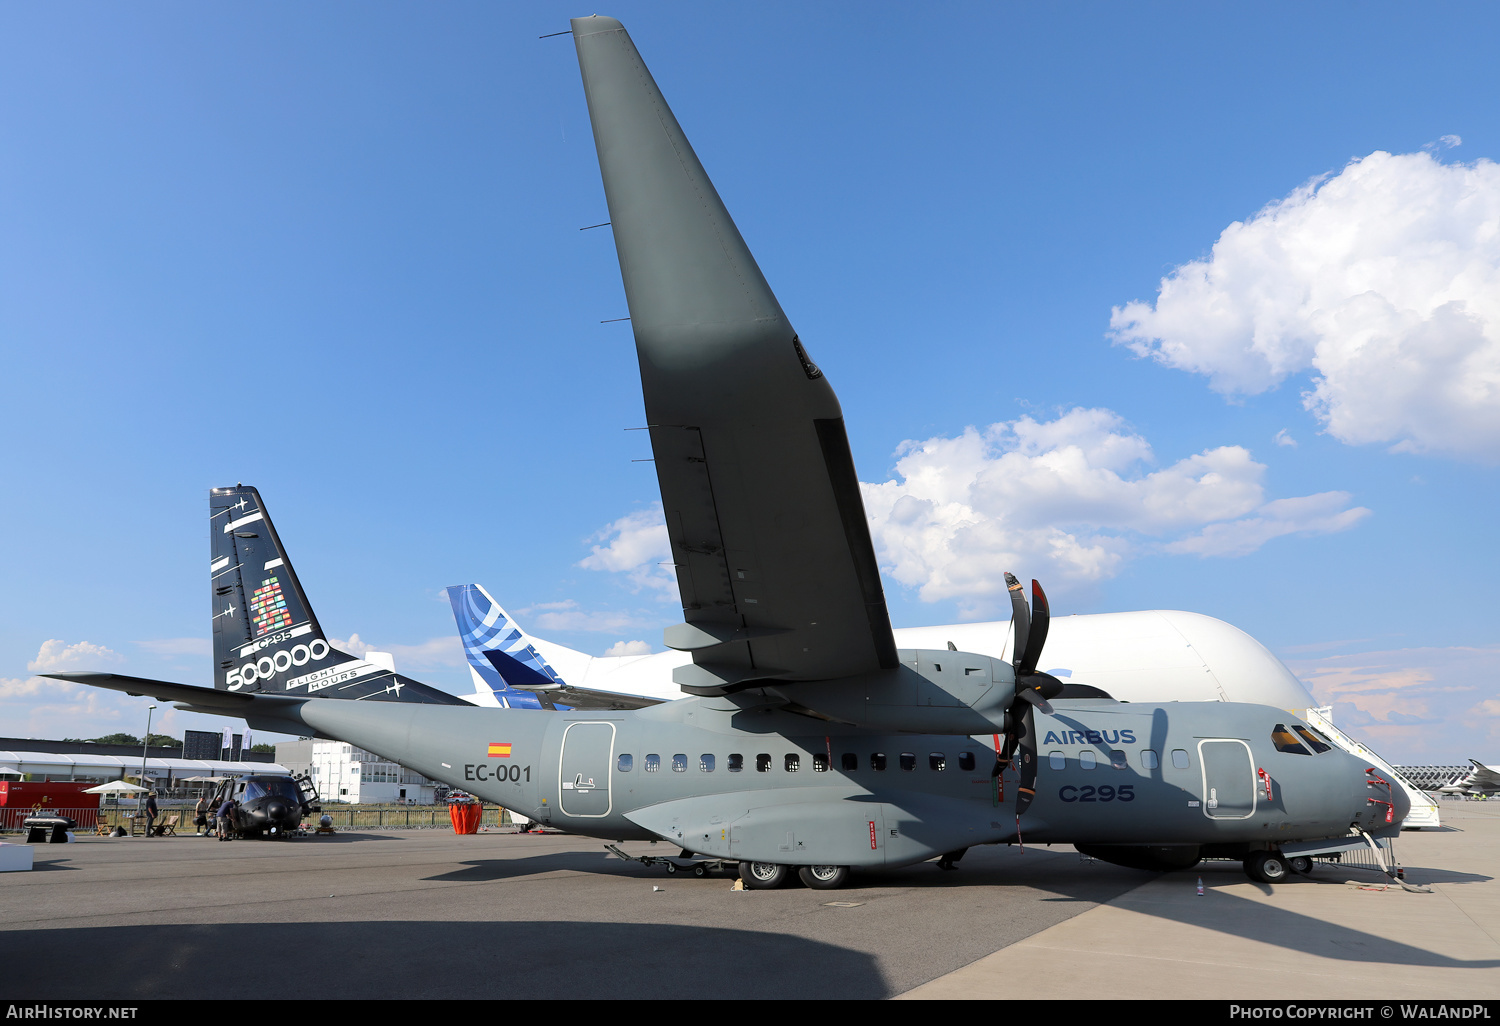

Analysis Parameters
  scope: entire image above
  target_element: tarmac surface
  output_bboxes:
[1,803,1497,1000]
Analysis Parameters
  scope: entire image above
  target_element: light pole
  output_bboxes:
[138,704,156,789]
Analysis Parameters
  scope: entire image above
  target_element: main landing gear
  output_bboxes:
[739,861,851,890]
[1244,850,1291,883]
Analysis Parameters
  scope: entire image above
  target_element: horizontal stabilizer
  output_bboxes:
[44,672,312,737]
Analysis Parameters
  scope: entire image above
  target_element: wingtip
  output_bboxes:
[571,14,625,35]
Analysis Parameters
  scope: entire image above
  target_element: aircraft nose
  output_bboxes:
[1380,768,1412,826]
[1363,767,1409,831]
[266,800,289,821]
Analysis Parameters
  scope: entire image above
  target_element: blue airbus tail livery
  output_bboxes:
[444,584,567,710]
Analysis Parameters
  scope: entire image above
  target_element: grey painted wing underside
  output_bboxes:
[571,16,897,693]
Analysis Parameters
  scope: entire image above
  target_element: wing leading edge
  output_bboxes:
[572,15,897,695]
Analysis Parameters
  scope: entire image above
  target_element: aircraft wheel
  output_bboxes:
[664,861,677,874]
[693,864,708,877]
[1245,851,1289,883]
[797,865,850,890]
[740,861,789,889]
[1289,855,1314,875]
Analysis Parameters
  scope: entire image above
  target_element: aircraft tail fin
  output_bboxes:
[209,485,467,705]
[444,584,567,709]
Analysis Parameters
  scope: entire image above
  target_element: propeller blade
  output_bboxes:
[1005,572,1029,670]
[1017,687,1054,716]
[1017,579,1051,676]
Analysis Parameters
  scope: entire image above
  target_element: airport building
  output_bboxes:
[275,739,443,805]
[1394,765,1468,792]
[0,735,280,785]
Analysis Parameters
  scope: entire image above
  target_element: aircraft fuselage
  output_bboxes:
[266,691,1400,870]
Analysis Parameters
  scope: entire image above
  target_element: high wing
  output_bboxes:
[572,16,898,696]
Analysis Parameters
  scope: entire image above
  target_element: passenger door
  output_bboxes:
[559,721,615,818]
[1198,739,1256,820]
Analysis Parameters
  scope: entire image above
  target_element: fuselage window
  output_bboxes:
[756,754,772,772]
[617,754,633,773]
[785,753,800,772]
[700,754,715,772]
[1079,750,1097,770]
[813,753,829,772]
[1140,749,1159,770]
[1171,749,1190,769]
[841,753,858,772]
[644,754,660,773]
[959,752,976,772]
[1110,749,1127,769]
[1293,725,1332,754]
[672,754,688,772]
[870,753,887,771]
[1049,751,1066,771]
[1271,725,1310,755]
[900,753,916,771]
[728,754,744,773]
[929,753,946,771]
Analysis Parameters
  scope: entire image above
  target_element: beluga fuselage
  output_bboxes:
[51,15,1406,889]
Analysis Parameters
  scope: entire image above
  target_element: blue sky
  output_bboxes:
[3,2,1497,764]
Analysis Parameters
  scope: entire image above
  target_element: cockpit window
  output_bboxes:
[1293,725,1333,754]
[1271,724,1310,755]
[243,778,299,802]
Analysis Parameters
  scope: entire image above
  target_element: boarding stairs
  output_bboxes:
[1303,706,1440,829]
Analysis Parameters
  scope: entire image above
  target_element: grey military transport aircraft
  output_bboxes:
[50,15,1408,889]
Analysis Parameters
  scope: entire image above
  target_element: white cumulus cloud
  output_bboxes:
[583,410,1368,613]
[27,639,124,673]
[602,640,654,657]
[860,408,1368,608]
[578,504,677,598]
[1110,149,1500,460]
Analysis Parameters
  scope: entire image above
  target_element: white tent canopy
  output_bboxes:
[81,781,149,794]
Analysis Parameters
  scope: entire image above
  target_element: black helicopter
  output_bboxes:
[208,773,320,839]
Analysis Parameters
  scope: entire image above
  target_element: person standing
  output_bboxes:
[216,796,236,841]
[194,794,211,836]
[143,791,158,837]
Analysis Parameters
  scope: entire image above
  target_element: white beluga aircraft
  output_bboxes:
[53,15,1411,887]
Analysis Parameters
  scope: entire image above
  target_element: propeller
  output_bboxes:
[998,573,1067,815]
[1005,573,1065,714]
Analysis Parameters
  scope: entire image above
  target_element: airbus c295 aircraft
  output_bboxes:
[51,15,1408,888]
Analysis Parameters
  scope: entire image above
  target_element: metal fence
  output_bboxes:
[0,804,517,834]
[1,806,104,831]
[1322,835,1399,878]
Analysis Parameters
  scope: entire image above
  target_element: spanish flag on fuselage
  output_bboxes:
[488,742,512,758]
